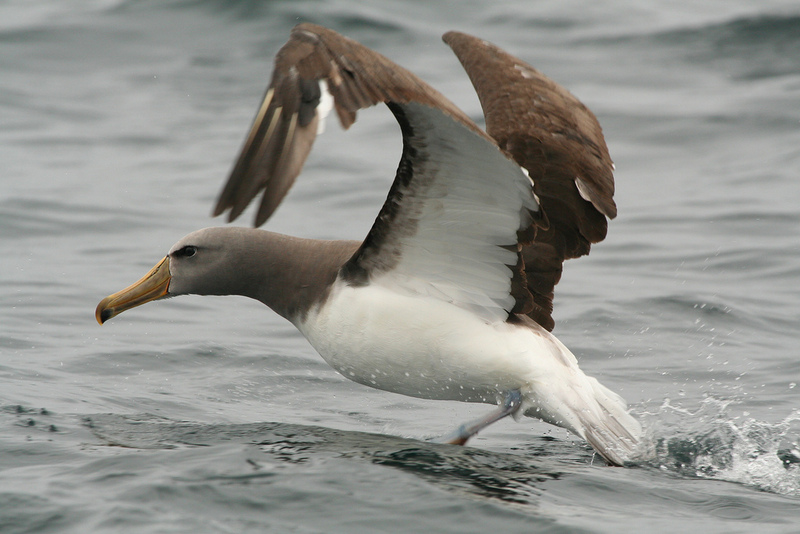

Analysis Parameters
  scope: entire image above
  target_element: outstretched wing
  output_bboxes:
[215,23,483,226]
[214,23,541,325]
[443,32,616,331]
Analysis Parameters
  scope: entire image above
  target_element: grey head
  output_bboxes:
[96,227,359,324]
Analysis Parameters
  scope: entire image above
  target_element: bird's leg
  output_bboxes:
[435,390,523,446]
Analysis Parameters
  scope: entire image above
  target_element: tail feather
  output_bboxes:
[577,377,641,465]
[524,374,641,466]
[516,326,641,465]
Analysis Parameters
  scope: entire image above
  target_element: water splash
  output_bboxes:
[635,397,800,495]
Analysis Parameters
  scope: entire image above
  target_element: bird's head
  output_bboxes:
[95,227,245,324]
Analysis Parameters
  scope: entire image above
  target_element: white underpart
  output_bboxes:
[316,79,334,135]
[297,282,641,463]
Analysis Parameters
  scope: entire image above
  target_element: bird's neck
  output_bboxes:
[228,228,360,322]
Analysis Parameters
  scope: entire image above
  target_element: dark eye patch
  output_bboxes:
[176,245,197,258]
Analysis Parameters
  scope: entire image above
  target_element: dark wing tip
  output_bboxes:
[441,31,472,47]
[212,27,325,227]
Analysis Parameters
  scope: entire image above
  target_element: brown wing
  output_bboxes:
[443,32,617,331]
[214,23,487,227]
[214,24,544,324]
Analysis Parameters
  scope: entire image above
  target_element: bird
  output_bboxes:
[96,23,641,465]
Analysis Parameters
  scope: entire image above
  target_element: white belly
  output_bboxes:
[295,281,571,405]
[293,280,644,465]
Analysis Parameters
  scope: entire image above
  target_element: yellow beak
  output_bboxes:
[95,256,171,324]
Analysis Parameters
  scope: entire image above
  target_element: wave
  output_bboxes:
[80,404,800,498]
[635,397,800,496]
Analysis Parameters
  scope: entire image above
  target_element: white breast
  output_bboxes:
[295,279,574,405]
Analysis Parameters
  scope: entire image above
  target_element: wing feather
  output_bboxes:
[214,23,487,227]
[443,31,617,330]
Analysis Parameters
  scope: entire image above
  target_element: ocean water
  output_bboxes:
[2,0,800,532]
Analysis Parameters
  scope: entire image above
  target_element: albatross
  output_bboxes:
[96,24,641,465]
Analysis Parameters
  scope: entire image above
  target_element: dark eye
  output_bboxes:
[176,245,197,258]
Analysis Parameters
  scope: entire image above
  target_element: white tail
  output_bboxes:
[577,377,642,465]
[521,335,642,466]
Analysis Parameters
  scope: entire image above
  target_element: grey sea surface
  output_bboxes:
[2,1,800,532]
